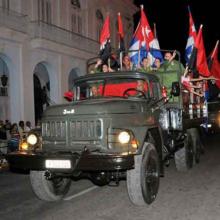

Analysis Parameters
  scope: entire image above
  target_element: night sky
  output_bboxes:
[133,0,220,62]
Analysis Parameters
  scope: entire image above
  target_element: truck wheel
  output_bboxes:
[190,128,201,164]
[30,171,71,201]
[174,132,194,172]
[127,142,160,206]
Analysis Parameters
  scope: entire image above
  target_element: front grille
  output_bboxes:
[69,119,102,140]
[42,119,103,140]
[42,121,66,138]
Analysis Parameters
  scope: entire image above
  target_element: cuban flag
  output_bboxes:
[185,6,197,64]
[129,5,163,67]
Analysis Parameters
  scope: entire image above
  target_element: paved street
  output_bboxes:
[0,134,220,220]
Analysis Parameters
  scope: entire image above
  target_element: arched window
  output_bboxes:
[0,58,9,96]
[38,0,52,24]
[96,9,104,41]
[0,0,10,9]
[71,0,82,34]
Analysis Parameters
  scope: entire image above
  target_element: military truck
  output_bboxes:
[7,52,204,206]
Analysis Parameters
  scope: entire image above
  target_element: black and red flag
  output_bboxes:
[117,12,125,52]
[99,14,111,63]
[209,40,220,88]
[188,25,211,77]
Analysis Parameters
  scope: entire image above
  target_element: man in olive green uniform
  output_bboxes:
[138,56,152,73]
[163,51,185,74]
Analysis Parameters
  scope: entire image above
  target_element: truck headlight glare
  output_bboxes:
[27,134,38,145]
[118,131,130,144]
[20,141,29,151]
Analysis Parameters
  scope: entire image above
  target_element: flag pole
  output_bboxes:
[211,40,219,59]
[153,23,157,38]
[137,5,144,69]
[120,52,123,71]
[118,12,123,71]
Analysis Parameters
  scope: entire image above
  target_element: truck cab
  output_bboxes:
[7,71,164,206]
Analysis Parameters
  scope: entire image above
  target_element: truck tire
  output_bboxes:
[127,142,160,206]
[190,128,201,164]
[30,171,71,201]
[174,131,194,172]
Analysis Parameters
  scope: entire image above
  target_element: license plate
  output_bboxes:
[45,160,71,169]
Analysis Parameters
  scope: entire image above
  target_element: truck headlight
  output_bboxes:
[108,128,138,153]
[20,141,29,151]
[27,134,38,145]
[118,131,130,144]
[19,131,42,151]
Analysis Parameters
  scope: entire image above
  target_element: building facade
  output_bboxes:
[0,0,137,125]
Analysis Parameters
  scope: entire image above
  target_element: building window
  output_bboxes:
[38,0,52,24]
[0,0,10,9]
[0,58,9,97]
[71,0,82,34]
[96,9,104,41]
[71,0,80,8]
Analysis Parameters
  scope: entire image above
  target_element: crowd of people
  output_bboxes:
[88,51,186,98]
[0,120,32,153]
[91,50,185,76]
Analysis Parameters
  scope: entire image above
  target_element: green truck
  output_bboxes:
[7,60,205,206]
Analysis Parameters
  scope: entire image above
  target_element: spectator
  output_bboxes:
[8,123,20,152]
[25,121,32,132]
[18,120,25,138]
[35,120,41,128]
[4,120,11,140]
[0,120,6,140]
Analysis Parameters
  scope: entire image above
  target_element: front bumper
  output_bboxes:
[6,151,134,172]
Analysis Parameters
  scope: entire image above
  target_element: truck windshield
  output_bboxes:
[74,78,149,100]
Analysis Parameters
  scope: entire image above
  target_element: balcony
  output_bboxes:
[0,7,28,33]
[29,21,99,54]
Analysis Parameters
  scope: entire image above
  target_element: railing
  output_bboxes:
[0,87,8,96]
[0,8,99,54]
[29,21,99,54]
[0,7,28,33]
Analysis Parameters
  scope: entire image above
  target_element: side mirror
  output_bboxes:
[171,82,180,97]
[64,91,74,102]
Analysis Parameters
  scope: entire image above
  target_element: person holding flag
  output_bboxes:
[99,14,111,64]
[185,6,197,64]
[129,5,163,68]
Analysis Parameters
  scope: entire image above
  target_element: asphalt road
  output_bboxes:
[0,134,220,220]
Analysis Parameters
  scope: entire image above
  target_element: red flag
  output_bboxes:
[210,40,220,88]
[99,14,111,62]
[194,25,211,77]
[117,12,125,52]
[100,15,110,48]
